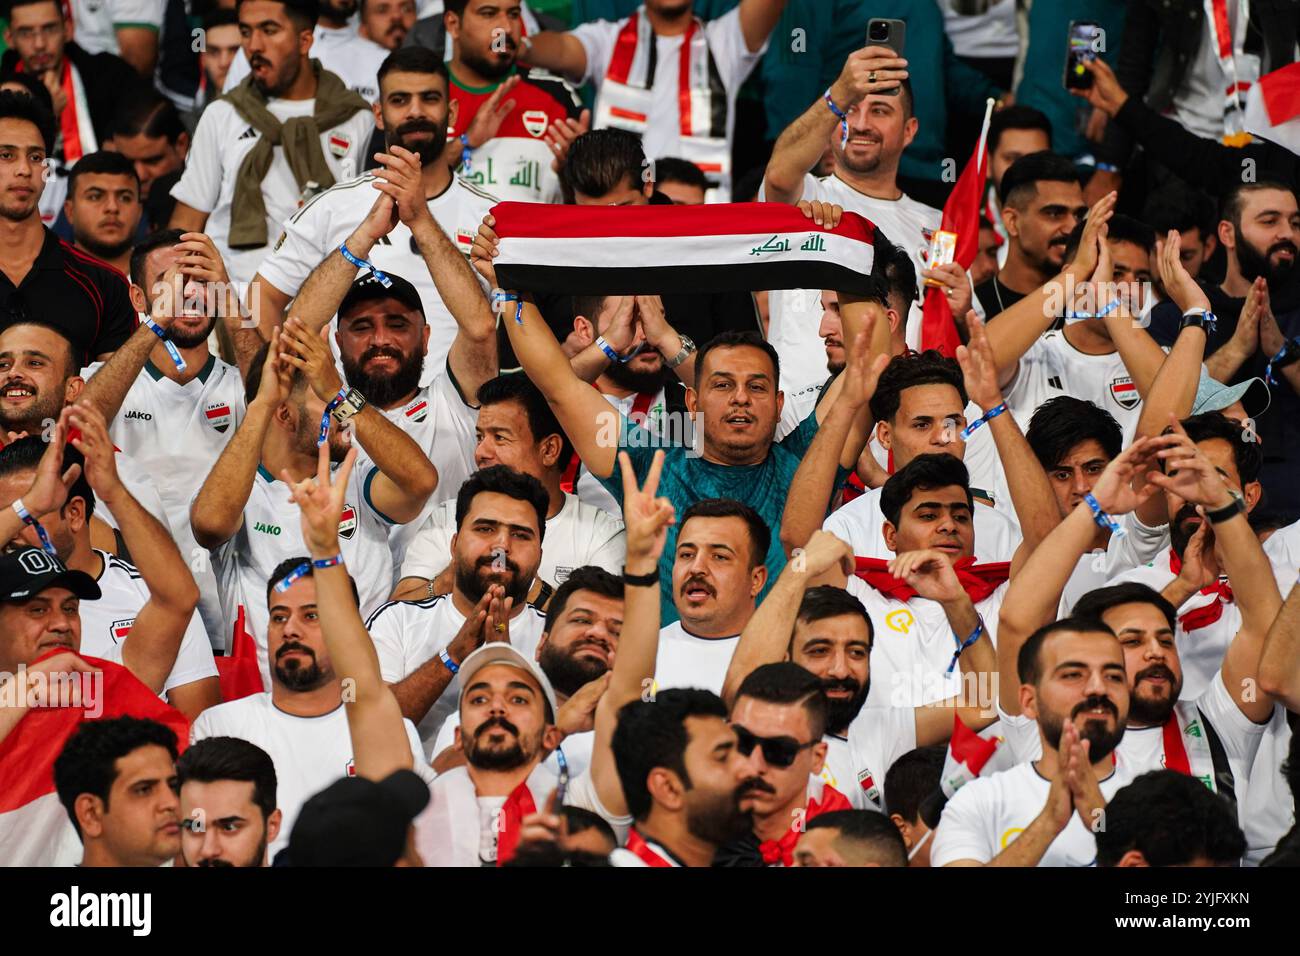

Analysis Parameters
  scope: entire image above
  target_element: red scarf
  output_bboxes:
[625,828,675,867]
[494,779,538,867]
[1167,549,1234,631]
[16,59,85,163]
[854,556,1010,604]
[758,783,851,867]
[1161,712,1192,776]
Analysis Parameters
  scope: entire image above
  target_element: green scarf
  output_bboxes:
[222,59,369,249]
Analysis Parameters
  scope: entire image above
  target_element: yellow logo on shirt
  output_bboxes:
[885,609,915,634]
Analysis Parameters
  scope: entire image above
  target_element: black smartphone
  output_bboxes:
[1064,20,1105,90]
[866,18,905,96]
[867,17,906,56]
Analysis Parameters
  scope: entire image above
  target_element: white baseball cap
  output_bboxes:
[456,643,558,722]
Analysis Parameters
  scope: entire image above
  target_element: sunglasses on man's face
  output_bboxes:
[731,724,816,769]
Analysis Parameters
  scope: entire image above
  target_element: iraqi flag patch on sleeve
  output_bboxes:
[205,402,232,433]
[338,503,358,539]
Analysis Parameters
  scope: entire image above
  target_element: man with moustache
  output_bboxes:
[63,152,142,276]
[996,428,1284,821]
[192,552,430,863]
[0,91,136,363]
[360,0,417,51]
[251,45,496,378]
[442,0,585,204]
[430,565,623,778]
[722,527,1000,812]
[366,465,550,755]
[177,736,282,867]
[80,229,247,643]
[933,617,1132,867]
[191,316,435,677]
[170,0,374,287]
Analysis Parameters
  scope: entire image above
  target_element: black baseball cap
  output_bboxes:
[337,272,424,320]
[0,548,100,602]
[283,769,429,866]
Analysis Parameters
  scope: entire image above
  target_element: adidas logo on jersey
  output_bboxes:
[123,410,152,421]
[205,402,232,433]
[254,521,281,536]
[239,127,257,140]
[338,504,357,540]
[110,619,134,643]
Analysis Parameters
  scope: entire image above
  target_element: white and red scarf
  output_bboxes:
[1203,0,1259,142]
[17,58,95,163]
[414,761,557,867]
[598,5,729,191]
[1167,548,1235,631]
[491,200,881,296]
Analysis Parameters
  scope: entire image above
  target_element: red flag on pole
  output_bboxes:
[920,99,996,355]
[215,605,264,702]
[939,714,1000,797]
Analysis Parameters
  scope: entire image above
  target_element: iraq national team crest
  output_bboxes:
[1109,375,1140,410]
[328,133,351,158]
[404,397,428,423]
[339,503,358,539]
[522,110,549,137]
[205,402,232,433]
[110,619,134,644]
[857,769,881,807]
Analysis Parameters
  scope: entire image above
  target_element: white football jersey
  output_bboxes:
[653,620,740,696]
[171,97,374,286]
[256,172,497,380]
[84,355,246,647]
[76,550,217,696]
[1003,331,1143,444]
[190,693,431,862]
[834,705,918,812]
[824,486,1022,563]
[932,760,1133,866]
[399,492,626,587]
[366,594,548,755]
[207,464,395,683]
[764,171,942,393]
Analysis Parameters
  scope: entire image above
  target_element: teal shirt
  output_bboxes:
[596,410,825,623]
[1015,0,1128,162]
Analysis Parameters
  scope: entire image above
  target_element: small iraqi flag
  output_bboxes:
[490,201,886,296]
[110,619,134,643]
[1244,62,1300,154]
[404,398,428,423]
[328,133,351,158]
[1110,376,1139,410]
[338,503,358,539]
[205,402,232,433]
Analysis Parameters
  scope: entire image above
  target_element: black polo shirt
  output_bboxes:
[0,228,137,365]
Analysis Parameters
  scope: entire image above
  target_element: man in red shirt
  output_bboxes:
[444,0,588,203]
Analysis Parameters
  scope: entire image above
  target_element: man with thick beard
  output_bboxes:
[64,152,142,277]
[250,45,497,379]
[366,465,550,756]
[177,737,282,867]
[429,565,623,777]
[191,554,430,863]
[81,229,248,643]
[932,618,1131,867]
[169,0,374,287]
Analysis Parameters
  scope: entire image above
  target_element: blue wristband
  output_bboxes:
[274,560,312,593]
[1083,492,1126,538]
[319,386,348,447]
[339,242,392,288]
[439,648,460,674]
[1265,336,1300,386]
[491,289,524,324]
[12,499,58,557]
[824,88,849,150]
[946,616,985,675]
[312,554,344,569]
[1095,162,1120,173]
[142,315,188,373]
[960,402,1006,440]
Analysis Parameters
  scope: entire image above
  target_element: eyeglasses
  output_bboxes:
[731,724,817,769]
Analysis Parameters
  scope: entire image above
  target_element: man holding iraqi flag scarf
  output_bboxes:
[470,198,895,623]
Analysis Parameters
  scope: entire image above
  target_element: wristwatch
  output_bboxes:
[1204,488,1246,525]
[1179,309,1217,334]
[331,387,368,424]
[665,334,697,369]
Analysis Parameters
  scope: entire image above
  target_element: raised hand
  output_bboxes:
[279,317,344,403]
[838,309,891,411]
[282,440,358,558]
[351,192,400,248]
[955,313,1004,411]
[463,75,520,150]
[485,584,513,644]
[793,529,855,582]
[470,214,501,288]
[620,450,675,567]
[1155,230,1211,316]
[1073,57,1129,118]
[66,402,123,499]
[1087,434,1165,514]
[798,199,842,229]
[373,145,431,227]
[887,548,966,605]
[253,326,294,410]
[556,672,611,737]
[22,412,82,518]
[1147,415,1236,509]
[1067,191,1118,279]
[829,45,909,105]
[591,296,637,354]
[922,262,972,319]
[445,588,494,668]
[1174,519,1217,592]
[545,108,591,173]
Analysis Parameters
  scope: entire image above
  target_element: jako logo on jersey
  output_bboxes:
[338,504,357,539]
[254,521,281,535]
[1110,376,1139,410]
[123,410,152,421]
[522,110,549,137]
[328,133,351,158]
[205,402,232,433]
[110,619,134,644]
[404,399,428,423]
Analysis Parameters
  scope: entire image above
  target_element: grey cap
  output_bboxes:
[1192,368,1270,419]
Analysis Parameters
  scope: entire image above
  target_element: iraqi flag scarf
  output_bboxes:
[490,201,884,297]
